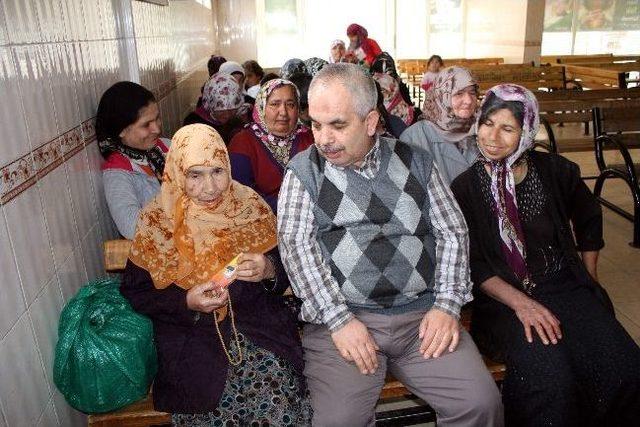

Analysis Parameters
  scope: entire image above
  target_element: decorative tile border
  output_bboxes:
[1,123,89,205]
[0,59,206,206]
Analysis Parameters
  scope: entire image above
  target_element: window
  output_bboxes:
[542,0,640,55]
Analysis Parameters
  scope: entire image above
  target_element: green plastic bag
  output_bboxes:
[53,278,157,413]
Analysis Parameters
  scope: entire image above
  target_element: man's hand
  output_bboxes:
[330,318,380,375]
[419,308,460,358]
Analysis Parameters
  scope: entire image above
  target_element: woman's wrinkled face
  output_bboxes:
[331,44,345,61]
[184,165,230,207]
[119,102,161,150]
[348,34,358,45]
[264,85,298,136]
[451,85,477,119]
[477,108,523,161]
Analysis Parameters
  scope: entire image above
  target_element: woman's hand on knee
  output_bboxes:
[514,297,562,345]
[186,282,229,313]
[236,253,275,282]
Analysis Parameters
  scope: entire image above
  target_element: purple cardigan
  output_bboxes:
[120,250,304,414]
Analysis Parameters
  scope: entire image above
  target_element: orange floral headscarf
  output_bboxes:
[129,124,277,289]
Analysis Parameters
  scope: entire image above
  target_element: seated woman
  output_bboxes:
[373,72,415,127]
[242,60,265,99]
[450,84,640,427]
[345,23,382,68]
[97,81,169,239]
[183,73,249,144]
[228,79,314,212]
[218,61,255,104]
[280,58,308,81]
[121,124,311,426]
[329,39,345,63]
[374,81,407,139]
[420,54,444,92]
[370,52,415,114]
[401,66,479,185]
[304,57,328,77]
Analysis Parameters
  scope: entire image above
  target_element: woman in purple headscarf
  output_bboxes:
[450,84,640,427]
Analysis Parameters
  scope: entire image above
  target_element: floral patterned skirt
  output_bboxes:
[172,334,312,426]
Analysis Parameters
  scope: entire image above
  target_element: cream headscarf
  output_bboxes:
[422,66,478,142]
[129,124,277,290]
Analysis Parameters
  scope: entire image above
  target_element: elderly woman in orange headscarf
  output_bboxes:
[120,124,311,426]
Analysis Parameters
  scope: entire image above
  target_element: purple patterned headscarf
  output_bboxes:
[249,78,307,167]
[477,84,540,292]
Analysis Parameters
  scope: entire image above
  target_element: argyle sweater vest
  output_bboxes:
[287,137,437,312]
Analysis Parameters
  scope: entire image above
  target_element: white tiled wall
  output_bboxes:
[0,1,216,425]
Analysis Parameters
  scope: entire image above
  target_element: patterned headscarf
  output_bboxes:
[347,23,368,50]
[280,58,308,80]
[373,72,414,126]
[218,61,245,77]
[202,73,243,117]
[129,124,277,290]
[422,66,478,142]
[304,57,328,77]
[329,40,345,63]
[249,79,307,167]
[477,84,540,293]
[370,52,399,79]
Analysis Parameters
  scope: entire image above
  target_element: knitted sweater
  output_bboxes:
[287,138,437,312]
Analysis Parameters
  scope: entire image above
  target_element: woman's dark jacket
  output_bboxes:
[120,249,303,414]
[451,151,610,355]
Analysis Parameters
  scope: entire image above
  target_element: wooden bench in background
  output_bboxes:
[472,65,566,93]
[563,62,640,90]
[92,240,506,426]
[536,88,640,152]
[540,53,614,66]
[592,106,640,248]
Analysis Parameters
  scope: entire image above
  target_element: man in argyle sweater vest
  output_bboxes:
[278,64,502,426]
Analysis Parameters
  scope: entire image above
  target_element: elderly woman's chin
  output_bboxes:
[270,122,295,136]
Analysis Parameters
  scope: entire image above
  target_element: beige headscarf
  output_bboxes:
[422,66,478,142]
[129,124,277,290]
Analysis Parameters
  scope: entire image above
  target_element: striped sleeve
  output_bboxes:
[277,170,354,332]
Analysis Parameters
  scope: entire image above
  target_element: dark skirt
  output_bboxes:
[472,270,640,427]
[172,334,312,427]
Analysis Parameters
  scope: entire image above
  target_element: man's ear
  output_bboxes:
[365,109,380,137]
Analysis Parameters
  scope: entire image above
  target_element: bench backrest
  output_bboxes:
[397,57,504,75]
[473,65,566,91]
[541,53,613,65]
[593,107,640,136]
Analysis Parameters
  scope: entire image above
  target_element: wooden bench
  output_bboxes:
[592,106,640,247]
[397,57,504,75]
[472,65,567,93]
[562,63,640,89]
[557,55,640,65]
[540,53,613,65]
[92,240,506,426]
[536,89,640,153]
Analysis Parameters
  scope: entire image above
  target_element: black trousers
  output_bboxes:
[474,272,640,427]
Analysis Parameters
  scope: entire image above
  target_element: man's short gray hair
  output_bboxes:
[309,63,377,119]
